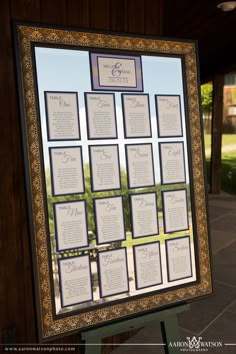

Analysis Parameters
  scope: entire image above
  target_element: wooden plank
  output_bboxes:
[67,0,90,28]
[40,0,67,24]
[10,0,40,21]
[127,0,145,34]
[0,0,11,339]
[0,0,23,341]
[110,0,127,32]
[10,0,40,343]
[162,0,236,82]
[90,0,110,30]
[211,73,224,194]
[144,0,163,35]
[0,0,38,344]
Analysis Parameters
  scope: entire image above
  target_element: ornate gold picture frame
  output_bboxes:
[14,23,212,341]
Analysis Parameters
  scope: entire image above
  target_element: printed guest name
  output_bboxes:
[103,62,131,77]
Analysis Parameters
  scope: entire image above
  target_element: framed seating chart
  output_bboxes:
[14,23,212,341]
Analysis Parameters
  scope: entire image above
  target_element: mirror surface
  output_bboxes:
[34,47,197,315]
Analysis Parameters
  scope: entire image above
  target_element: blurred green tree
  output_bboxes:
[201,83,213,114]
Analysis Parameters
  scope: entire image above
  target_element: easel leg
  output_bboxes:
[81,305,190,354]
[82,337,102,354]
[161,316,181,354]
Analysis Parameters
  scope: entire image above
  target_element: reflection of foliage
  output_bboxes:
[201,83,213,115]
[46,164,191,236]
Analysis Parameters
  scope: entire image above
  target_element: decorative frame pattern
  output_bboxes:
[14,23,212,341]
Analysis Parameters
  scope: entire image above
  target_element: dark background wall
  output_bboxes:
[0,0,163,348]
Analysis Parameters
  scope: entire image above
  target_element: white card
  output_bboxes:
[50,147,84,196]
[156,95,182,137]
[126,144,155,189]
[59,255,92,307]
[134,242,162,289]
[54,201,88,251]
[98,249,129,297]
[162,189,189,233]
[94,197,126,244]
[85,93,117,139]
[160,142,186,184]
[45,92,80,140]
[122,94,151,138]
[130,193,158,238]
[166,237,192,282]
[89,145,121,192]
